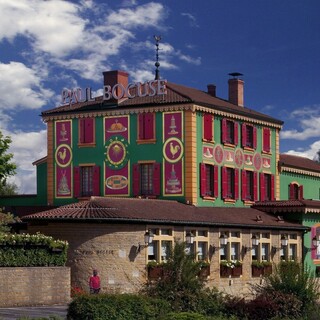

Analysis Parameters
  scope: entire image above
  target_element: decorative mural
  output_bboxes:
[163,112,184,196]
[55,120,72,198]
[104,116,130,196]
[202,144,271,173]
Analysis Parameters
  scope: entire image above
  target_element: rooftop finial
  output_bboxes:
[154,35,161,80]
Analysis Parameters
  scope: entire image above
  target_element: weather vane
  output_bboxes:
[154,35,161,80]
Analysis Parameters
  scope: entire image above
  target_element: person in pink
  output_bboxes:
[89,269,101,294]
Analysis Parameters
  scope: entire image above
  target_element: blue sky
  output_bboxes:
[0,0,319,194]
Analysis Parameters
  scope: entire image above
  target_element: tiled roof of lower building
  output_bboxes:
[279,154,320,174]
[21,197,306,231]
[253,199,320,214]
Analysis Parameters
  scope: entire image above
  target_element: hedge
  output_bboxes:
[0,232,68,267]
[67,294,171,320]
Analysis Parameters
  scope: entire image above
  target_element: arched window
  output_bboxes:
[289,183,303,200]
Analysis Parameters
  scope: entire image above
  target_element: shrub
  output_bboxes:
[143,241,207,313]
[161,312,208,320]
[67,294,171,320]
[0,232,68,267]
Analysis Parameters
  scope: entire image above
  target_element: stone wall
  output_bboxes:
[0,267,71,307]
[27,222,303,297]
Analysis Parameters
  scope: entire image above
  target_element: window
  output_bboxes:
[200,163,218,198]
[221,119,238,145]
[262,128,271,153]
[242,170,257,202]
[222,167,239,200]
[147,227,173,263]
[74,165,100,198]
[289,183,303,200]
[133,163,160,197]
[185,229,209,261]
[242,123,257,149]
[251,232,271,262]
[260,173,275,201]
[203,113,214,141]
[219,231,241,261]
[280,233,298,261]
[79,118,95,144]
[137,113,155,141]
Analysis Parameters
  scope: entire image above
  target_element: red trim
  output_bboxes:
[73,166,80,198]
[93,166,100,196]
[221,119,227,144]
[241,170,247,200]
[241,124,247,148]
[234,122,239,145]
[200,163,206,197]
[263,128,270,153]
[289,183,295,200]
[299,185,304,200]
[253,126,257,149]
[260,173,265,201]
[222,167,227,199]
[214,165,219,198]
[204,114,213,141]
[133,164,140,196]
[153,163,161,196]
[253,172,258,201]
[271,174,275,201]
[234,168,239,199]
[311,226,317,260]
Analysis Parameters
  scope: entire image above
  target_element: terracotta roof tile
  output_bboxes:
[279,154,320,173]
[22,197,306,230]
[253,199,320,213]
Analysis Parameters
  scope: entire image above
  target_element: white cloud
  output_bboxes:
[0,0,85,57]
[181,12,199,28]
[0,61,53,111]
[284,140,320,161]
[280,106,320,140]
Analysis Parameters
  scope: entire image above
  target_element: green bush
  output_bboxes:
[67,294,171,320]
[161,312,208,320]
[0,233,68,267]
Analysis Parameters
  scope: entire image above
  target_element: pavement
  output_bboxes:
[0,305,68,320]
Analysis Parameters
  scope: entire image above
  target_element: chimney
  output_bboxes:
[228,73,244,107]
[207,84,216,97]
[103,70,129,103]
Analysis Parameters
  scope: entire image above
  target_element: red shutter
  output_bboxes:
[253,172,258,201]
[85,118,94,143]
[79,119,85,144]
[214,165,219,198]
[145,113,154,140]
[153,163,161,196]
[74,166,80,198]
[204,114,213,141]
[242,124,247,147]
[271,174,275,200]
[200,163,207,197]
[299,185,304,200]
[241,170,247,200]
[138,114,144,140]
[260,173,265,201]
[263,128,270,153]
[133,164,140,196]
[222,167,227,199]
[311,227,317,260]
[253,126,257,149]
[221,119,227,144]
[289,183,295,200]
[234,169,239,199]
[234,122,239,146]
[92,165,100,196]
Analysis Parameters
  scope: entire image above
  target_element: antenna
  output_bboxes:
[154,35,161,80]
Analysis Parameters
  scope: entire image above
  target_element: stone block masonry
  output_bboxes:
[0,267,71,307]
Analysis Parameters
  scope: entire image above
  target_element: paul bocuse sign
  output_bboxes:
[61,79,167,105]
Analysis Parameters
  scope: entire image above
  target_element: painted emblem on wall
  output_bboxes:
[253,153,262,171]
[214,145,224,164]
[55,120,72,198]
[262,157,271,169]
[163,137,184,163]
[105,136,129,170]
[104,116,130,196]
[203,146,214,159]
[163,112,184,196]
[55,144,72,168]
[234,148,244,168]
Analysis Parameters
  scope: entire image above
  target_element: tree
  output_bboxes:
[0,208,19,234]
[144,241,208,312]
[0,130,16,187]
[0,182,18,196]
